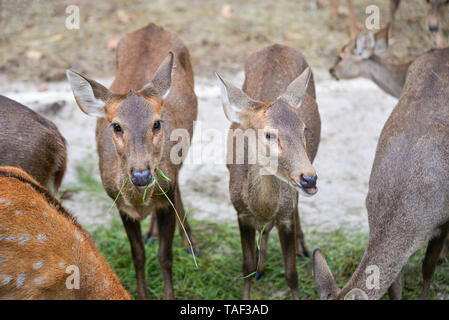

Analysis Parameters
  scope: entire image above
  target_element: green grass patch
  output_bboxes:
[92,218,449,300]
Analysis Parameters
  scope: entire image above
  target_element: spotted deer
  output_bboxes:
[216,44,321,300]
[66,23,198,299]
[313,47,449,300]
[0,95,67,194]
[0,166,130,299]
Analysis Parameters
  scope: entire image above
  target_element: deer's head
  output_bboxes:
[329,25,389,80]
[216,67,318,197]
[67,52,174,187]
[313,249,369,300]
[425,0,448,33]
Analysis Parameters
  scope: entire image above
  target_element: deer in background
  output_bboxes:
[0,166,130,299]
[425,0,448,35]
[390,0,448,47]
[0,95,67,194]
[216,44,321,299]
[329,24,411,99]
[313,47,449,300]
[67,23,198,299]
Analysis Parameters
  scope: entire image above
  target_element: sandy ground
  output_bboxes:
[0,68,398,234]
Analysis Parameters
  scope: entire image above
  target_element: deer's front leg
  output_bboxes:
[119,210,149,300]
[156,204,177,300]
[238,218,257,300]
[278,221,299,300]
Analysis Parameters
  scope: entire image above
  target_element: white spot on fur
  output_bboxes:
[59,262,65,268]
[34,261,44,270]
[72,245,77,251]
[0,198,5,203]
[0,234,3,241]
[37,234,47,243]
[2,275,12,285]
[18,234,30,243]
[5,201,12,206]
[15,210,23,216]
[5,235,17,242]
[0,257,4,265]
[74,232,83,243]
[35,277,43,285]
[17,273,26,288]
[31,201,36,205]
[103,278,110,292]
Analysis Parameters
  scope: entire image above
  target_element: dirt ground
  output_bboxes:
[0,0,447,233]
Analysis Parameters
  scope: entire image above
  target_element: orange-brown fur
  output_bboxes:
[0,166,130,300]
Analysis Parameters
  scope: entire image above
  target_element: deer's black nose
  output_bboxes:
[429,24,439,32]
[131,170,152,187]
[300,175,317,189]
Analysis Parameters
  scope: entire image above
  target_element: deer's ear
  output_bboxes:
[140,51,174,99]
[215,73,261,123]
[374,23,390,54]
[313,249,339,300]
[355,31,375,59]
[278,67,311,110]
[344,288,369,300]
[66,70,112,118]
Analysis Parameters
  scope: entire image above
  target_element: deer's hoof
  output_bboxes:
[186,246,201,257]
[144,234,156,246]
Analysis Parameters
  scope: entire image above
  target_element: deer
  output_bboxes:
[66,23,198,300]
[0,166,130,299]
[313,47,449,300]
[0,95,67,194]
[216,44,321,300]
[330,23,449,263]
[329,24,412,99]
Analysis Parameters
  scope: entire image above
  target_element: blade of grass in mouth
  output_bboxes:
[106,177,128,215]
[142,169,171,203]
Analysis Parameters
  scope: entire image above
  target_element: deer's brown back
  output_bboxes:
[0,95,66,190]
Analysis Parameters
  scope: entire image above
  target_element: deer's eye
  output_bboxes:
[265,132,277,140]
[112,123,122,133]
[153,120,161,132]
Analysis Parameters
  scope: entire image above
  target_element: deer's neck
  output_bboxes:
[337,235,412,300]
[362,56,411,99]
[246,163,286,224]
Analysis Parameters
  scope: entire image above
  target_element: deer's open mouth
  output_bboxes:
[302,186,318,196]
[288,178,318,197]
